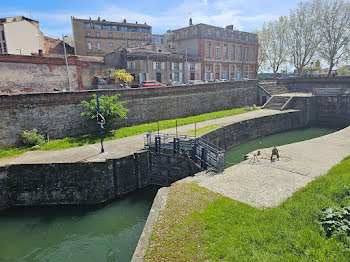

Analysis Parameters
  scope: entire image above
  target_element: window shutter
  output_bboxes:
[210,73,213,80]
[171,63,174,70]
[179,73,183,83]
[195,64,198,70]
[161,62,165,70]
[153,62,156,70]
[146,73,150,80]
[139,73,143,83]
[171,73,174,80]
[188,64,191,70]
[179,63,183,70]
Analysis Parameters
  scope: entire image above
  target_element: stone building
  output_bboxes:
[0,16,44,55]
[71,16,152,57]
[44,36,61,54]
[104,43,201,84]
[165,19,259,81]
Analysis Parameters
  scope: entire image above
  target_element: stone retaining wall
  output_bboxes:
[0,81,259,148]
[279,78,350,93]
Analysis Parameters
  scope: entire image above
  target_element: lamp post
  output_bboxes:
[62,34,71,91]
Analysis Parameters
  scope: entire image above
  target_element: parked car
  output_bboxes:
[186,80,205,85]
[140,80,166,88]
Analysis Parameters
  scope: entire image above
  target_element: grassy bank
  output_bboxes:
[146,156,350,261]
[0,107,256,159]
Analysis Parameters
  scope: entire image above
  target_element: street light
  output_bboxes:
[62,34,71,91]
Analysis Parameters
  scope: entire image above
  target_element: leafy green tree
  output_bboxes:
[338,66,350,76]
[109,69,134,83]
[81,94,128,131]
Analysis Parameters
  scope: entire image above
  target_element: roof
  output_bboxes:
[172,23,257,36]
[0,16,39,24]
[71,16,151,28]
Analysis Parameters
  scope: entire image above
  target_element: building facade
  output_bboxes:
[168,21,259,80]
[0,16,44,55]
[104,44,201,84]
[71,17,152,57]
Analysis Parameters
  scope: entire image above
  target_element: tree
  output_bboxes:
[315,59,322,71]
[110,69,134,83]
[81,94,128,131]
[287,0,321,77]
[338,66,350,76]
[259,16,289,78]
[316,0,350,77]
[62,35,75,47]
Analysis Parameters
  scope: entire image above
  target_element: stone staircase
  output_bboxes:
[259,82,290,96]
[263,96,291,110]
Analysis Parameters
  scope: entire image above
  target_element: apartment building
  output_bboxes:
[168,19,259,80]
[71,17,152,57]
[0,16,44,55]
[104,43,201,84]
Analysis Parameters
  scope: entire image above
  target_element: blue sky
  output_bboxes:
[1,0,300,38]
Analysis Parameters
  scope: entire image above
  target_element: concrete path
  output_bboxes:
[0,109,284,166]
[181,125,350,208]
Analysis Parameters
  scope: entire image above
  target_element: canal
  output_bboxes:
[0,127,337,262]
[225,127,337,167]
[0,186,158,262]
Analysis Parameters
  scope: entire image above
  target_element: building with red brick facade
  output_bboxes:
[168,20,259,81]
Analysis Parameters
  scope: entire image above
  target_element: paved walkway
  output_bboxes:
[181,125,350,208]
[0,109,284,166]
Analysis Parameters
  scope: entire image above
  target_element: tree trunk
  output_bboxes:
[297,68,303,78]
[328,62,334,78]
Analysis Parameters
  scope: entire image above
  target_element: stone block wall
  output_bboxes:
[0,81,259,148]
[278,78,350,93]
[201,110,310,149]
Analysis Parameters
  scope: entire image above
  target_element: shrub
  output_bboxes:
[22,129,45,147]
[80,94,128,131]
[320,206,350,238]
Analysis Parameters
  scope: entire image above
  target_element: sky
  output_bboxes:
[1,0,300,38]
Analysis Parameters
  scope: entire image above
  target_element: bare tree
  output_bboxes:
[316,0,350,77]
[287,1,321,77]
[259,17,289,78]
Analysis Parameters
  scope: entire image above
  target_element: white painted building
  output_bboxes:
[0,16,44,55]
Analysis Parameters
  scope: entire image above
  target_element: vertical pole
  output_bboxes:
[176,120,178,138]
[157,121,160,137]
[194,122,197,139]
[62,34,71,91]
[185,48,188,83]
[96,91,105,153]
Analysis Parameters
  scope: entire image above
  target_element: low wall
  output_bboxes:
[0,151,198,211]
[0,81,259,148]
[201,110,310,149]
[278,78,350,93]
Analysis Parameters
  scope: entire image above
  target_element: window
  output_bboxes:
[173,62,179,70]
[3,42,6,53]
[128,27,138,32]
[206,41,211,58]
[138,35,141,40]
[223,44,228,60]
[132,34,135,39]
[103,25,111,30]
[239,46,243,60]
[155,62,161,70]
[244,47,249,61]
[109,43,113,47]
[222,66,228,79]
[189,64,195,70]
[215,65,220,72]
[205,65,211,71]
[230,66,235,80]
[244,65,248,78]
[144,35,148,40]
[94,24,101,30]
[215,44,220,59]
[251,47,255,61]
[190,72,195,80]
[120,27,127,31]
[0,43,2,53]
[127,61,135,69]
[111,25,118,30]
[122,43,126,48]
[231,45,235,60]
[88,42,92,49]
[173,72,180,81]
[109,33,112,38]
[122,33,125,39]
[96,32,100,37]
[84,23,92,29]
[142,28,149,33]
[97,42,101,50]
[87,32,90,37]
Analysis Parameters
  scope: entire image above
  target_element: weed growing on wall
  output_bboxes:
[81,94,128,131]
[22,129,45,147]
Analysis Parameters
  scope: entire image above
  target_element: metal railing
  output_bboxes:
[312,88,350,96]
[144,132,226,171]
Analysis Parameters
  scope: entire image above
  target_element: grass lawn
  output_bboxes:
[0,107,256,160]
[146,156,350,261]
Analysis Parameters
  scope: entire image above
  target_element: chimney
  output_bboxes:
[123,19,127,23]
[189,18,193,26]
[226,25,233,30]
[97,16,100,21]
[38,49,43,56]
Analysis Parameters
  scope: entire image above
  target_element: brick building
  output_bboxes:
[71,16,152,57]
[44,36,61,53]
[167,20,259,81]
[104,43,201,84]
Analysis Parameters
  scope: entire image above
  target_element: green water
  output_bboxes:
[0,186,158,262]
[225,127,337,167]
